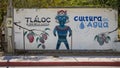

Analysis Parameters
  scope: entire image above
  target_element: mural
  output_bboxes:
[53,10,72,50]
[94,33,111,45]
[74,16,109,29]
[94,28,118,46]
[14,8,118,50]
[14,23,50,49]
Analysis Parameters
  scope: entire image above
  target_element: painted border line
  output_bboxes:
[0,62,120,66]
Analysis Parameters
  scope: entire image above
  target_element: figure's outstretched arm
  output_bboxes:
[53,26,57,36]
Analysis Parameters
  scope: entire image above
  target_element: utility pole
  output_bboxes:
[6,0,14,54]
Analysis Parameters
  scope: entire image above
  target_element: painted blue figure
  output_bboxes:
[53,10,72,50]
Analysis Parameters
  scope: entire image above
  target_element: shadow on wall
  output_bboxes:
[114,29,120,52]
[118,29,120,40]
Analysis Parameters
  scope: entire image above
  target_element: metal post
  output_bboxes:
[6,0,14,54]
[71,30,72,51]
[23,29,26,55]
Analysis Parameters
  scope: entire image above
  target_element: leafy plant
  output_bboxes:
[94,33,111,46]
[24,28,50,49]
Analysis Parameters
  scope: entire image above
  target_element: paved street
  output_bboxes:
[0,66,120,68]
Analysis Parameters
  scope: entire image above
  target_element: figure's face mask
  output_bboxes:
[57,16,67,26]
[55,10,69,26]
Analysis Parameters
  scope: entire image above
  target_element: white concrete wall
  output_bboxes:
[13,8,118,50]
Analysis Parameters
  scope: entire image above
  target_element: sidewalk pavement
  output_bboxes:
[0,56,120,66]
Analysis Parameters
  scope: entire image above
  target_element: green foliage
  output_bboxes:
[92,0,119,8]
[0,0,8,24]
[12,0,120,8]
[0,0,120,28]
[119,15,120,28]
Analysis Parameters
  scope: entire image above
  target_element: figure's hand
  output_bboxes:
[69,33,72,37]
[54,33,56,36]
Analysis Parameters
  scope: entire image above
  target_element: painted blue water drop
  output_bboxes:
[80,22,85,29]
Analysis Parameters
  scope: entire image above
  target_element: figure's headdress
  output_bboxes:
[57,10,67,15]
[56,10,69,23]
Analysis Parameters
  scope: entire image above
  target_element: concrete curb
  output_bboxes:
[0,56,120,66]
[0,62,120,66]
